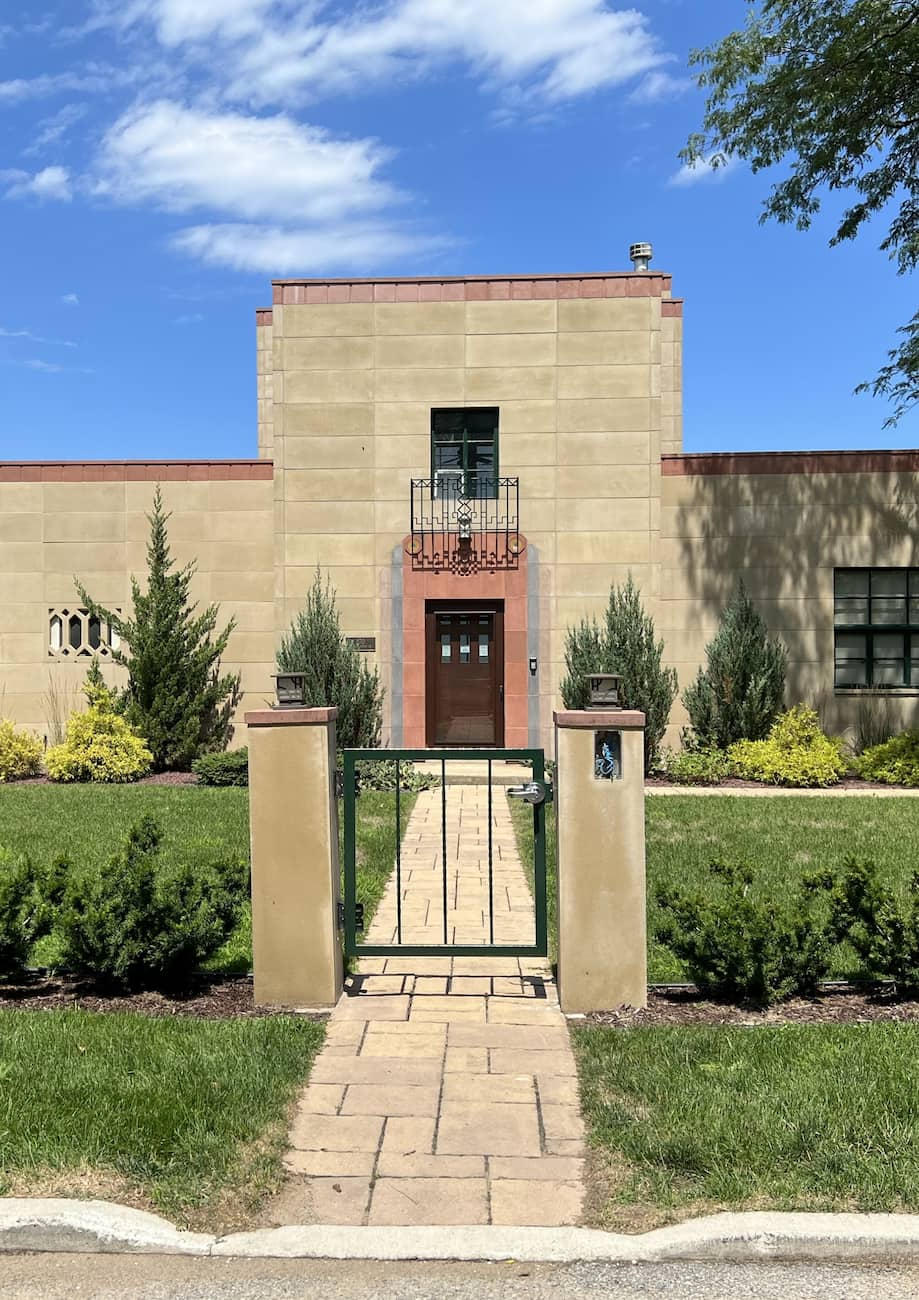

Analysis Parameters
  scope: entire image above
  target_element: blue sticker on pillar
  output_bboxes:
[594,731,622,780]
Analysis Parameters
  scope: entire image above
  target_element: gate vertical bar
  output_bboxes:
[487,757,494,944]
[441,757,448,944]
[532,749,548,956]
[395,757,402,943]
[343,749,358,958]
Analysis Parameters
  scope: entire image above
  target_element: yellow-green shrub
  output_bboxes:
[728,705,847,788]
[0,719,43,782]
[856,731,919,787]
[46,694,152,784]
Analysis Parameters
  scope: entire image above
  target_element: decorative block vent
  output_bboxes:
[48,608,121,658]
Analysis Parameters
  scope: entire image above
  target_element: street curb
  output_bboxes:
[3,1202,919,1262]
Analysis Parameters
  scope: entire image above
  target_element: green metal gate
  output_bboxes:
[342,748,549,959]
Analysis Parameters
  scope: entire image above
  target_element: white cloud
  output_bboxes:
[25,104,88,155]
[1,164,73,201]
[0,326,77,347]
[61,293,80,306]
[628,70,691,104]
[171,221,451,274]
[95,101,399,222]
[669,153,738,188]
[101,0,671,112]
[7,357,93,375]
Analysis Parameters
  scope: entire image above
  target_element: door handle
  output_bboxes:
[498,685,504,699]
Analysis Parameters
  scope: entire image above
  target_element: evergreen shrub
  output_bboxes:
[560,574,677,769]
[655,859,834,1004]
[58,816,247,989]
[662,746,734,786]
[683,581,786,748]
[0,720,43,782]
[856,731,919,787]
[0,849,58,975]
[824,857,919,990]
[729,705,847,787]
[192,748,249,787]
[278,569,383,750]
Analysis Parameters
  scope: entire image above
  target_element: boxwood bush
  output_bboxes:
[728,705,848,788]
[192,748,249,787]
[856,731,919,787]
[662,746,734,786]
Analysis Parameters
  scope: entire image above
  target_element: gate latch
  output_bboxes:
[507,781,548,806]
[337,901,365,931]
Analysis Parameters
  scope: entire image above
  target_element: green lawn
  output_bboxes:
[0,1009,323,1227]
[574,1021,919,1229]
[511,793,919,980]
[0,784,407,973]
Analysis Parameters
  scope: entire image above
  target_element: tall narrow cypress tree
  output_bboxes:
[77,487,240,771]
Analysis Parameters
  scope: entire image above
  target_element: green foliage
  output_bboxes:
[686,1,919,424]
[277,568,383,750]
[560,574,677,768]
[856,730,919,787]
[825,857,919,990]
[851,691,896,755]
[662,746,734,786]
[0,848,60,974]
[77,487,240,772]
[58,816,248,990]
[353,758,437,793]
[0,719,43,783]
[192,748,249,787]
[45,677,152,784]
[683,582,786,748]
[729,705,848,787]
[655,859,834,1004]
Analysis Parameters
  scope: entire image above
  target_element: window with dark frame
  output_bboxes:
[431,408,498,499]
[834,569,919,689]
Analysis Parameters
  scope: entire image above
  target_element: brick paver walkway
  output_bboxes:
[270,785,586,1228]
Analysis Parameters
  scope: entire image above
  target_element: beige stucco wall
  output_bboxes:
[268,284,680,747]
[0,476,274,743]
[661,466,919,747]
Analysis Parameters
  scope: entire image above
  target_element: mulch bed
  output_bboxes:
[14,772,199,786]
[0,973,326,1020]
[588,985,919,1028]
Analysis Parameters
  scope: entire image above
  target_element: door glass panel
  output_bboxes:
[479,633,489,661]
[441,634,451,661]
[459,633,470,664]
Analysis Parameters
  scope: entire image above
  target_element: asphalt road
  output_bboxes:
[3,1255,919,1299]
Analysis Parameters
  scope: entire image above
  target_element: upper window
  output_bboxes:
[834,569,919,689]
[431,408,498,499]
[48,607,120,659]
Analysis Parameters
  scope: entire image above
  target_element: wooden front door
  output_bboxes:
[426,605,504,746]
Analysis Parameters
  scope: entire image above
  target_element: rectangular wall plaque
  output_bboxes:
[346,636,376,653]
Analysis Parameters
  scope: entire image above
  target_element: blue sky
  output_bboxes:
[1,0,916,460]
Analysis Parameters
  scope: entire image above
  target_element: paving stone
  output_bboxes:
[443,1046,489,1073]
[376,1152,486,1178]
[540,1104,585,1140]
[490,1048,578,1076]
[536,1075,581,1107]
[364,1020,447,1037]
[490,1179,583,1226]
[449,977,494,995]
[436,1103,542,1157]
[307,1176,372,1226]
[361,1032,445,1059]
[449,1024,570,1049]
[408,1001,487,1024]
[288,1113,384,1153]
[545,1136,586,1156]
[311,1055,442,1087]
[381,1116,436,1157]
[333,995,410,1022]
[340,1083,440,1117]
[441,1072,535,1105]
[489,1156,584,1181]
[297,1084,345,1115]
[412,976,449,995]
[487,1000,565,1026]
[283,1150,375,1177]
[368,1178,489,1226]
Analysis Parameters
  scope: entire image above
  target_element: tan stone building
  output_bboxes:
[3,257,918,752]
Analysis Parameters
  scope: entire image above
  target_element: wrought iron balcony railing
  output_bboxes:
[408,474,521,572]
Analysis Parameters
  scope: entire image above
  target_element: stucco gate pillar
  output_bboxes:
[245,705,343,1009]
[554,709,648,1013]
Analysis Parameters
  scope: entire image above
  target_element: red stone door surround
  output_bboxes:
[401,537,529,749]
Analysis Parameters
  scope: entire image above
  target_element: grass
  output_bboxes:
[574,1021,919,1229]
[0,784,407,974]
[0,1009,324,1227]
[510,792,919,980]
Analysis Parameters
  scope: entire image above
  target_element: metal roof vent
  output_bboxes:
[629,241,652,272]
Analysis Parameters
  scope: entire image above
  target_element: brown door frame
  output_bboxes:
[425,599,505,747]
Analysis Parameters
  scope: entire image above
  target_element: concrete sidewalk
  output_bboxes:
[269,785,585,1228]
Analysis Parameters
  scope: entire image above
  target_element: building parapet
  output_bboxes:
[0,460,274,482]
[662,450,919,478]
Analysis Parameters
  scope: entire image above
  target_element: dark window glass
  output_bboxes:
[431,408,498,498]
[834,569,919,688]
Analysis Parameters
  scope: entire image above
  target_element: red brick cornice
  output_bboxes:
[662,450,919,477]
[0,460,274,482]
[272,272,673,305]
